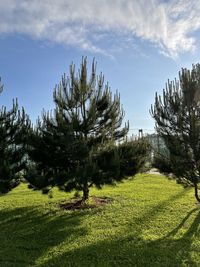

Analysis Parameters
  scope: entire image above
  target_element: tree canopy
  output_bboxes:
[26,58,148,201]
[151,63,200,202]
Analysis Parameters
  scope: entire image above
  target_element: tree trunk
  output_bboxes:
[82,183,89,202]
[194,182,200,203]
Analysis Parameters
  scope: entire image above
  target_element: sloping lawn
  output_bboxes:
[0,174,200,267]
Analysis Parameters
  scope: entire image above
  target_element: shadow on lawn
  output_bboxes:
[0,189,198,267]
[39,209,200,267]
[38,189,200,267]
[0,206,92,267]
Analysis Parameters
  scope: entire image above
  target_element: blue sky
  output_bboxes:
[0,0,200,135]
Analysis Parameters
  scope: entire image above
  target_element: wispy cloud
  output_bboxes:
[0,0,200,58]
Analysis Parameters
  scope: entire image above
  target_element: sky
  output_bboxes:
[0,0,200,135]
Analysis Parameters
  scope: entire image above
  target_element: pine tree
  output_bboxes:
[0,79,29,193]
[27,58,132,201]
[151,63,200,203]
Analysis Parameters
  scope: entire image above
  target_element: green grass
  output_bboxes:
[0,174,200,267]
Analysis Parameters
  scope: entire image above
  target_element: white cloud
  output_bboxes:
[0,0,200,57]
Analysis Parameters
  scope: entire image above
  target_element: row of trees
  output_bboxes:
[0,58,149,202]
[2,58,200,203]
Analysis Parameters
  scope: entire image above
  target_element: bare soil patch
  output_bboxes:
[59,196,113,210]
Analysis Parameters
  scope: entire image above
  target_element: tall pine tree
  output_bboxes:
[0,79,29,193]
[27,58,148,201]
[151,63,200,203]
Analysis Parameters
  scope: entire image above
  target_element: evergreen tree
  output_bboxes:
[27,58,149,201]
[0,79,29,193]
[151,63,200,202]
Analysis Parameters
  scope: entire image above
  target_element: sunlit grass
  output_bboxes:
[0,174,199,267]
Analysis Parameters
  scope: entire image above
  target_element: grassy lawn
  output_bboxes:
[0,174,200,267]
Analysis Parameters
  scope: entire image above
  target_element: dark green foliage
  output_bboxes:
[152,155,172,174]
[26,58,148,200]
[0,81,30,193]
[118,138,150,177]
[152,147,173,174]
[151,63,200,202]
[25,119,79,192]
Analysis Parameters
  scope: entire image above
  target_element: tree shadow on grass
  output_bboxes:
[0,206,93,267]
[38,209,200,267]
[38,189,200,267]
[123,188,188,232]
[0,189,196,267]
